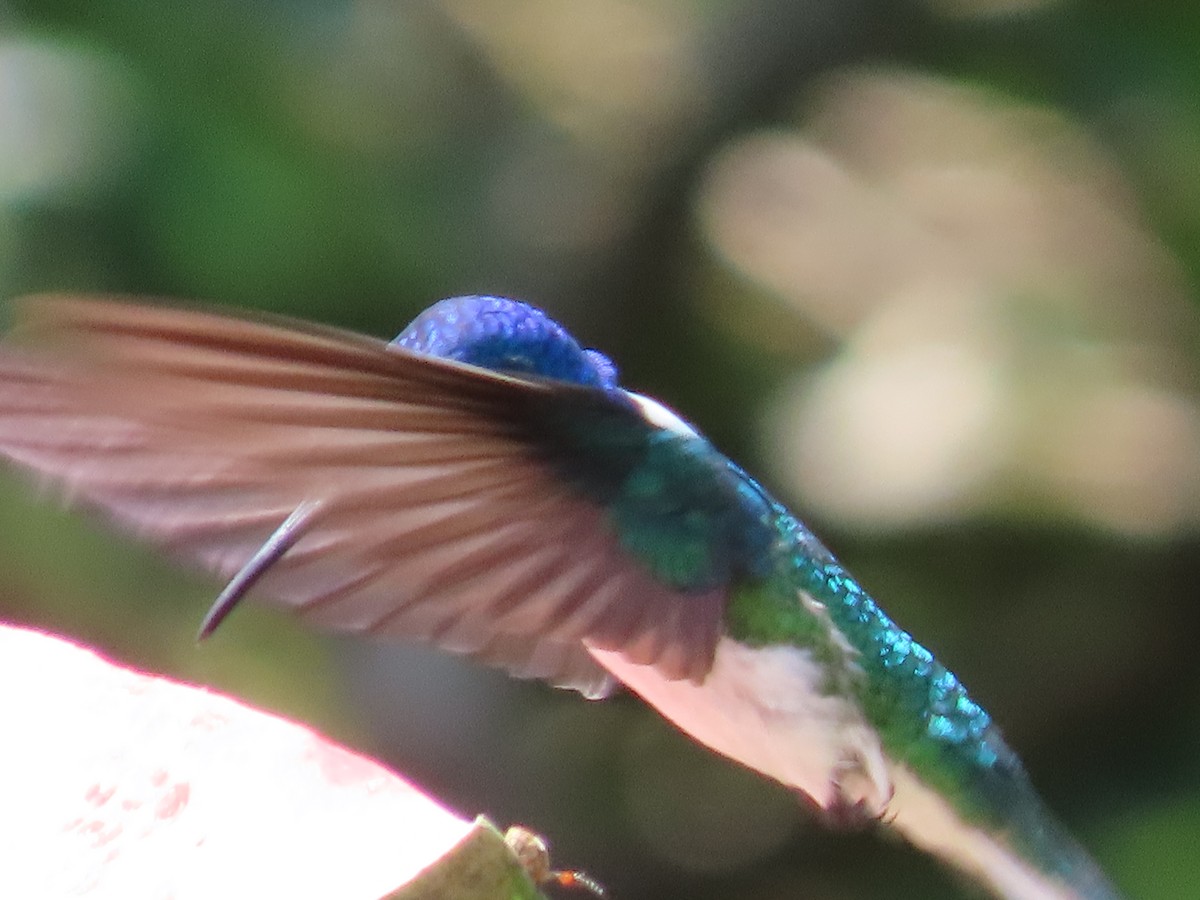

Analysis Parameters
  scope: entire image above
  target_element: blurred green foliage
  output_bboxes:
[2,2,1199,898]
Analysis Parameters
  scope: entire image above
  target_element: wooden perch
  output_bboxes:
[0,623,545,899]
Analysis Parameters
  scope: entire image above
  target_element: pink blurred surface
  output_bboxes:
[0,623,473,898]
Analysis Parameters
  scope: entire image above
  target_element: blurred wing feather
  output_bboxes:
[0,296,725,697]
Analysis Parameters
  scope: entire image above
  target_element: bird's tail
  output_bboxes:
[887,763,1121,900]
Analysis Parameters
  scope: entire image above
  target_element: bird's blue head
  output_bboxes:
[391,296,619,389]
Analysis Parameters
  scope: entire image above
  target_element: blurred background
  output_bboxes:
[1,1,1197,897]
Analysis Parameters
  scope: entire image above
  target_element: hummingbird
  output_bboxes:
[0,294,1120,900]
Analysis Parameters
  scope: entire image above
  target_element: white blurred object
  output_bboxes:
[0,38,140,204]
[440,0,702,150]
[700,69,1200,535]
[766,283,1012,526]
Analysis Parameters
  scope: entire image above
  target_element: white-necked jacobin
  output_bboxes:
[0,295,1121,899]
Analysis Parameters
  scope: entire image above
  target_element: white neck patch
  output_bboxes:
[627,392,700,438]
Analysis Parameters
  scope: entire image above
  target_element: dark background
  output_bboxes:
[1,2,1198,897]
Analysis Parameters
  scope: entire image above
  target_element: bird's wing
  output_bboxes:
[0,296,726,698]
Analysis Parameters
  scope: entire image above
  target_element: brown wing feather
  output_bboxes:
[0,296,725,697]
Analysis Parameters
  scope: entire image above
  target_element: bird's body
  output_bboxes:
[0,294,1120,899]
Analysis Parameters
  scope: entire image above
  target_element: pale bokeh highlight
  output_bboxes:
[700,69,1200,535]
